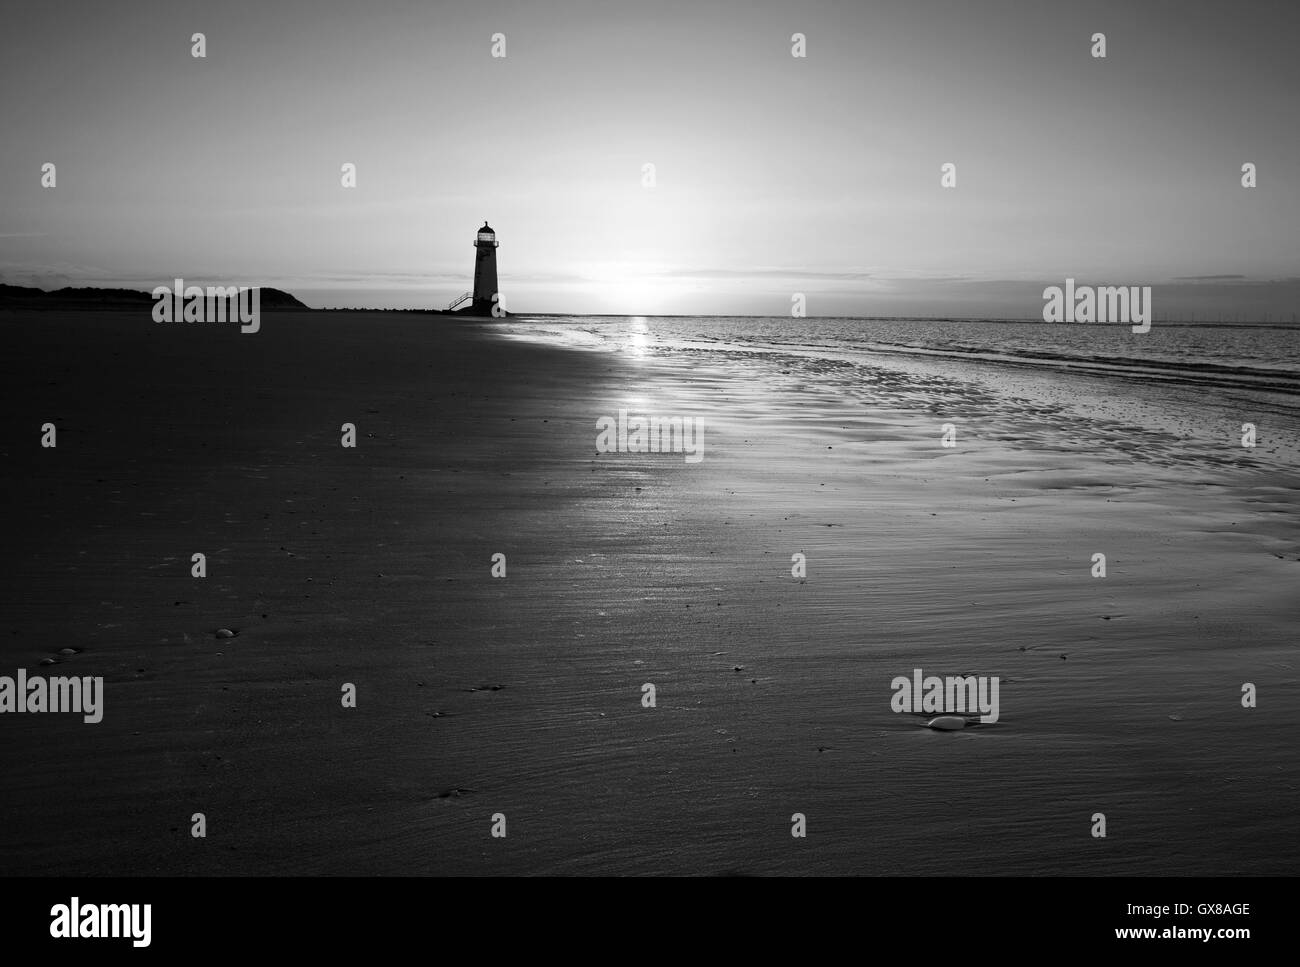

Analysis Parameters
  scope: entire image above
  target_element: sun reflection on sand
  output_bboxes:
[626,317,650,356]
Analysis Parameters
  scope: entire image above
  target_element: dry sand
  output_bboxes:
[1,310,1295,875]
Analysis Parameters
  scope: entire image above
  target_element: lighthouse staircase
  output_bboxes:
[447,291,472,311]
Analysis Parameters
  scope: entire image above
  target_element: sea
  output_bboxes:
[494,316,1300,470]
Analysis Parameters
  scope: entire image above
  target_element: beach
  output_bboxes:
[1,309,1296,876]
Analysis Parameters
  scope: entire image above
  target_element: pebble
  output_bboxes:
[927,716,968,731]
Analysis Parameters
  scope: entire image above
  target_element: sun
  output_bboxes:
[574,261,672,314]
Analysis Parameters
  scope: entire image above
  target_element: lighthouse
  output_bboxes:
[471,221,499,315]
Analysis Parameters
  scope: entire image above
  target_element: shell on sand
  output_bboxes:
[927,715,968,731]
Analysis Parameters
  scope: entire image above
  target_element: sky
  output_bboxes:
[1,0,1298,318]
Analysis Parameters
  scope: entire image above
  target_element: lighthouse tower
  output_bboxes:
[471,221,499,315]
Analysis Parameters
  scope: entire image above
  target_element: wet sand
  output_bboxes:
[1,310,1296,875]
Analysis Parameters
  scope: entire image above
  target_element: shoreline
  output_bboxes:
[0,310,1295,875]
